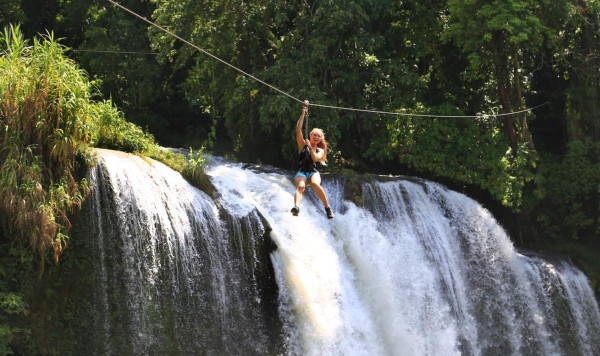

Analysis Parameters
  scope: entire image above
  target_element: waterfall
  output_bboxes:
[73,149,282,355]
[72,149,600,355]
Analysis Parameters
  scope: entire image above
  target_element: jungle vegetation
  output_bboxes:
[0,23,208,351]
[0,0,599,352]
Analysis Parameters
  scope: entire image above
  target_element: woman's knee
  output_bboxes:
[296,183,306,193]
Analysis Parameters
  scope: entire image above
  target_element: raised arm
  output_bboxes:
[295,104,308,151]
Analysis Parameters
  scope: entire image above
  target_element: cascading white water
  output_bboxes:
[207,158,600,356]
[77,149,282,355]
[77,149,600,355]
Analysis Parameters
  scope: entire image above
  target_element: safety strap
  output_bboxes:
[303,100,309,138]
[305,111,309,139]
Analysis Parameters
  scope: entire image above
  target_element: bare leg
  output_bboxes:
[309,173,330,208]
[294,177,307,207]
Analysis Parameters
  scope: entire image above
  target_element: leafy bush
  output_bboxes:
[0,288,29,354]
[0,25,209,354]
[89,100,158,154]
[0,25,91,263]
[0,24,211,269]
[534,139,600,241]
[369,107,538,211]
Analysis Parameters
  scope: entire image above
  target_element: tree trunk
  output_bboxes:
[491,33,517,152]
[513,51,535,149]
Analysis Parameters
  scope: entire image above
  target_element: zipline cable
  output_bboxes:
[106,0,547,119]
[106,0,302,105]
[73,49,158,55]
[311,101,548,118]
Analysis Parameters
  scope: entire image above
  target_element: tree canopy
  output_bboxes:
[1,2,600,352]
[2,0,599,262]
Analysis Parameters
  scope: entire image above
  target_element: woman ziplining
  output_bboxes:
[105,0,547,219]
[291,101,334,219]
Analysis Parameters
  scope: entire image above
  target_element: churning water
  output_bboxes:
[76,149,600,355]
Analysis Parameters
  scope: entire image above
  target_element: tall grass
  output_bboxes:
[0,25,93,264]
[182,147,214,197]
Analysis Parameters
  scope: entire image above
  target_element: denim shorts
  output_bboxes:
[294,171,318,181]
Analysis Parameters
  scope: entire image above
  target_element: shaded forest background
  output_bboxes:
[0,0,599,351]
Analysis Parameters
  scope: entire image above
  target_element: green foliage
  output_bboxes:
[182,147,214,197]
[0,0,598,350]
[0,293,26,316]
[0,24,211,354]
[0,0,25,27]
[534,140,600,241]
[0,24,210,264]
[555,2,600,144]
[0,0,589,236]
[147,0,560,211]
[0,25,91,263]
[445,0,550,74]
[2,0,598,291]
[89,100,158,154]
[76,0,164,132]
[443,0,580,113]
[151,0,278,159]
[0,290,28,353]
[184,147,207,181]
[0,237,34,355]
[369,105,538,210]
[0,289,27,353]
[86,101,214,197]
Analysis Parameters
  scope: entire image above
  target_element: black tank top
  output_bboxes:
[298,146,321,172]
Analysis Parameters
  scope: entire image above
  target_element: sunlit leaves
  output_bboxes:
[0,25,93,263]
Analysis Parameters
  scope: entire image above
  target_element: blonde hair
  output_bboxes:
[310,128,328,162]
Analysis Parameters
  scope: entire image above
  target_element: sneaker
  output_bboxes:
[291,206,300,216]
[325,207,334,219]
